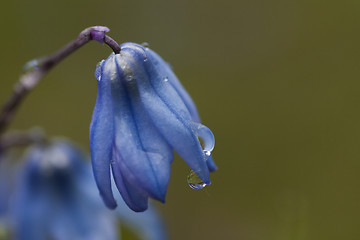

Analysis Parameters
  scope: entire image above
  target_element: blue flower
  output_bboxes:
[12,139,117,240]
[90,43,216,212]
[9,139,167,240]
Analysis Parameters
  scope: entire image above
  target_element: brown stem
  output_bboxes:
[0,26,120,133]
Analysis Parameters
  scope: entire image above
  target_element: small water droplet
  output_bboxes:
[95,60,104,81]
[187,170,206,190]
[163,76,169,82]
[126,74,134,82]
[141,42,150,48]
[204,150,211,157]
[143,57,148,62]
[22,59,40,72]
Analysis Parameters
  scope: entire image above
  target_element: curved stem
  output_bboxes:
[104,35,121,54]
[0,26,120,133]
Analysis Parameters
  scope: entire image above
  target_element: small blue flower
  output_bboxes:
[12,140,117,240]
[90,43,216,211]
[7,139,167,240]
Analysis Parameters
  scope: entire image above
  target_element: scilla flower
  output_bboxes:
[10,139,167,240]
[90,43,216,212]
[12,140,117,240]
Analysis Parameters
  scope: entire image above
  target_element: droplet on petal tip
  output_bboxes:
[187,169,207,190]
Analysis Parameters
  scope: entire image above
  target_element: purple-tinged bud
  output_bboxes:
[90,26,110,44]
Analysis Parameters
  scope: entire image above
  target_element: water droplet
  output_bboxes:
[22,59,40,72]
[126,74,134,82]
[141,42,150,48]
[196,124,215,159]
[163,76,169,82]
[95,60,104,81]
[187,170,206,189]
[204,150,211,157]
[143,57,148,62]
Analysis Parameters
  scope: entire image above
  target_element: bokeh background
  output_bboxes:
[1,0,360,239]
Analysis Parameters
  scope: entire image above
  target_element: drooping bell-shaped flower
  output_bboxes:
[12,139,117,240]
[90,43,216,212]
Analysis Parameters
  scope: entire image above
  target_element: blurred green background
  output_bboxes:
[1,0,360,239]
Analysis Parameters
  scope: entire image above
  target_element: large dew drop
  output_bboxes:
[187,169,207,190]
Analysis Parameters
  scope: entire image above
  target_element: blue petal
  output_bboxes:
[13,146,59,240]
[145,48,201,122]
[50,193,117,240]
[13,164,51,240]
[103,54,173,202]
[119,43,211,184]
[146,48,219,172]
[206,155,218,172]
[90,58,117,209]
[111,148,149,212]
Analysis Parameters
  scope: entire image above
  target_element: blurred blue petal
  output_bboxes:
[91,42,216,211]
[115,199,168,240]
[12,140,118,240]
